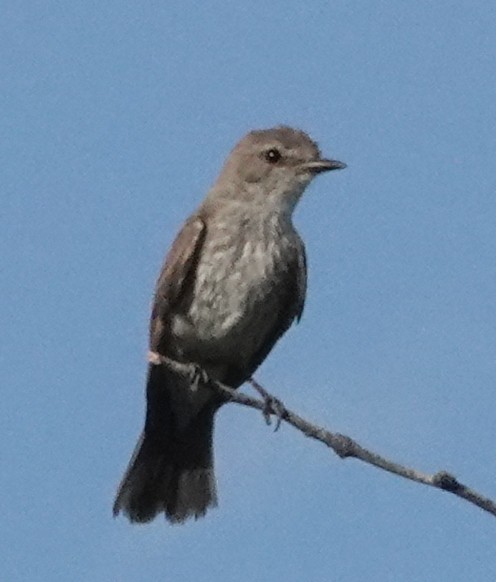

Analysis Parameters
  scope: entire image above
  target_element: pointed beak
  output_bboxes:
[301,158,347,174]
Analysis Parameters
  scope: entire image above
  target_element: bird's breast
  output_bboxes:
[173,220,297,363]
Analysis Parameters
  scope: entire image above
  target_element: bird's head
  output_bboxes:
[214,126,346,216]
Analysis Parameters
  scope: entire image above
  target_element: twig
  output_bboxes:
[149,352,496,519]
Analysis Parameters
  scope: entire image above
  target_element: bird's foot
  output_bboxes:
[148,352,209,391]
[186,363,210,391]
[249,378,286,431]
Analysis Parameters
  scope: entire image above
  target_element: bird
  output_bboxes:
[113,126,346,524]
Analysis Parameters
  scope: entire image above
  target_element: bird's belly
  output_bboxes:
[184,280,278,356]
[172,244,286,365]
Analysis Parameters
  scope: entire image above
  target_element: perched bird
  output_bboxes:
[113,126,346,524]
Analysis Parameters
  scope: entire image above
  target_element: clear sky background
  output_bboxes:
[2,2,495,581]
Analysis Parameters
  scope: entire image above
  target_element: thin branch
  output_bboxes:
[149,352,496,519]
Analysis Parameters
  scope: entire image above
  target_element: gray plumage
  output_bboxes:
[113,126,345,524]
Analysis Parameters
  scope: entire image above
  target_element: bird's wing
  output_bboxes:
[294,233,307,322]
[149,216,207,352]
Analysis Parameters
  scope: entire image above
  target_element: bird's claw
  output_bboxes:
[249,379,285,431]
[187,363,210,391]
[261,394,285,431]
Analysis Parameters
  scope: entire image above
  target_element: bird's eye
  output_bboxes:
[264,148,281,164]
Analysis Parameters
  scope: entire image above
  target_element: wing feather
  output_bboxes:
[149,216,206,352]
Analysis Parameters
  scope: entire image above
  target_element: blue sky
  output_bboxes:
[2,1,496,580]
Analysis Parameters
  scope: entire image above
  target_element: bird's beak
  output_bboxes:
[301,159,347,174]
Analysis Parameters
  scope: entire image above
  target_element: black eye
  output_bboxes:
[264,148,281,164]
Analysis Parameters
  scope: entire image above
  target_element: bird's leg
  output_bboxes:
[248,378,286,431]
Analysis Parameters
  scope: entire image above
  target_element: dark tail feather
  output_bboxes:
[113,364,218,524]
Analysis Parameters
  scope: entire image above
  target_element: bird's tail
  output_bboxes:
[113,364,218,524]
